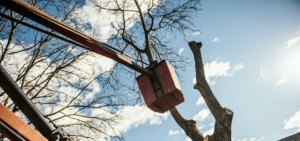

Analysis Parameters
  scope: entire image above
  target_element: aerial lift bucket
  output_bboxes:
[136,60,185,113]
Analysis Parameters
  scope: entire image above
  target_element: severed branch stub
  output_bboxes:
[169,107,205,141]
[169,41,234,141]
[188,41,233,141]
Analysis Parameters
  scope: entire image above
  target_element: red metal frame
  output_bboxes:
[0,0,153,78]
[0,103,48,141]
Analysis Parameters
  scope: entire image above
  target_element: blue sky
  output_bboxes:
[39,0,299,140]
[121,0,300,141]
[2,0,300,141]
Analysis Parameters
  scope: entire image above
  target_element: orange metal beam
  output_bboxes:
[0,103,48,141]
[0,0,153,77]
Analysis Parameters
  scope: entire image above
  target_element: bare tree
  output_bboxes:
[88,0,199,102]
[89,0,233,140]
[0,0,129,140]
[0,0,233,140]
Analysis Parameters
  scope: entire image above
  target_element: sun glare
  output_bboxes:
[281,48,300,77]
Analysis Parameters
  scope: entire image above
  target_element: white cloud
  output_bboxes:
[186,137,192,141]
[210,80,216,85]
[193,77,196,84]
[234,63,245,71]
[53,50,116,102]
[235,137,265,141]
[284,110,300,132]
[196,96,205,105]
[118,105,169,127]
[179,48,184,55]
[209,123,215,126]
[296,26,300,34]
[193,60,244,85]
[274,75,287,86]
[193,109,210,121]
[211,37,220,43]
[83,104,169,140]
[168,130,180,136]
[43,103,169,141]
[203,127,214,137]
[75,0,160,41]
[44,102,90,125]
[193,32,201,36]
[0,40,30,79]
[204,60,233,84]
[237,138,247,141]
[198,125,205,130]
[216,56,222,60]
[283,36,300,49]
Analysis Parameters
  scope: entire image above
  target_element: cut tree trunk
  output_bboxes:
[169,41,234,141]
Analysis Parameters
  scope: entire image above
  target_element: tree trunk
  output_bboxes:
[169,41,234,141]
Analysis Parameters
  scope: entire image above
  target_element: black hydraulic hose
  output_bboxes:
[0,65,56,140]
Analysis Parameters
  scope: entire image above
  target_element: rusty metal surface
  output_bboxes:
[0,120,26,141]
[155,60,182,93]
[136,60,184,113]
[0,0,152,78]
[137,75,156,106]
[0,103,48,141]
[154,89,184,112]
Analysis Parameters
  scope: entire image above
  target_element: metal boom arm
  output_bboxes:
[0,0,153,77]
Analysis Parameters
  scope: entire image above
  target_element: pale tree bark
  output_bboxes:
[170,41,233,141]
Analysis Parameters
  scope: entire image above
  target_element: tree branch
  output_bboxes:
[133,0,153,62]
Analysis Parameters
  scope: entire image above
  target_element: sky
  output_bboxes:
[118,0,300,141]
[2,0,300,141]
